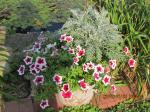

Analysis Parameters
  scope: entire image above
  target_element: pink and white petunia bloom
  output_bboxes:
[35,63,47,71]
[33,42,41,50]
[35,65,42,73]
[29,63,41,75]
[40,99,49,109]
[62,83,70,93]
[17,65,25,75]
[123,46,129,55]
[78,79,88,90]
[23,56,33,65]
[73,57,79,65]
[29,64,35,69]
[76,45,82,51]
[65,36,74,43]
[40,64,47,71]
[111,85,117,91]
[33,75,44,85]
[87,61,95,70]
[93,72,101,81]
[109,59,117,69]
[83,63,88,72]
[61,91,73,99]
[94,64,104,74]
[60,34,66,42]
[35,57,46,66]
[53,74,62,85]
[30,69,38,75]
[128,58,136,68]
[76,49,85,57]
[68,48,75,54]
[102,75,111,86]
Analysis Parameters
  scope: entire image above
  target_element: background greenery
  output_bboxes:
[0,0,84,32]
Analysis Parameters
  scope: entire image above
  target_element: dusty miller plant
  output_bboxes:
[61,7,125,63]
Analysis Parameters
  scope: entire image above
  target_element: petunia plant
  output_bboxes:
[17,31,137,110]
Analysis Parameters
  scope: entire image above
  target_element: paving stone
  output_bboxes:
[5,99,34,112]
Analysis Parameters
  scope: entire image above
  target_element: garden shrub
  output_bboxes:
[0,0,50,30]
[43,0,84,23]
[0,0,84,32]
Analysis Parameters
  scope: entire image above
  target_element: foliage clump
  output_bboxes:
[0,0,50,29]
[61,7,125,62]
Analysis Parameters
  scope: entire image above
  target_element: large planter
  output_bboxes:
[56,85,94,106]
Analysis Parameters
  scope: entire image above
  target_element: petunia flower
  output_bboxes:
[23,56,33,65]
[61,91,73,99]
[76,45,82,51]
[83,63,88,72]
[94,64,104,74]
[29,64,35,69]
[109,59,117,69]
[53,74,62,85]
[111,85,117,91]
[60,34,66,42]
[34,63,47,72]
[40,64,47,71]
[76,49,85,57]
[78,79,88,90]
[65,36,74,43]
[123,46,130,55]
[73,57,79,65]
[35,57,46,66]
[30,69,38,75]
[17,65,25,75]
[40,99,49,109]
[62,83,70,93]
[87,61,95,70]
[29,63,41,75]
[128,58,136,68]
[33,75,44,85]
[68,48,75,54]
[93,72,101,81]
[35,64,42,72]
[33,42,41,51]
[102,75,111,86]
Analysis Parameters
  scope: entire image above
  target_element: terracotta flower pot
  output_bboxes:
[56,85,94,106]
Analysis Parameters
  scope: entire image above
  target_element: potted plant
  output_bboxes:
[17,7,137,111]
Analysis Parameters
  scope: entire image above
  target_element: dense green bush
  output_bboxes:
[0,0,50,30]
[43,0,84,23]
[0,0,84,31]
